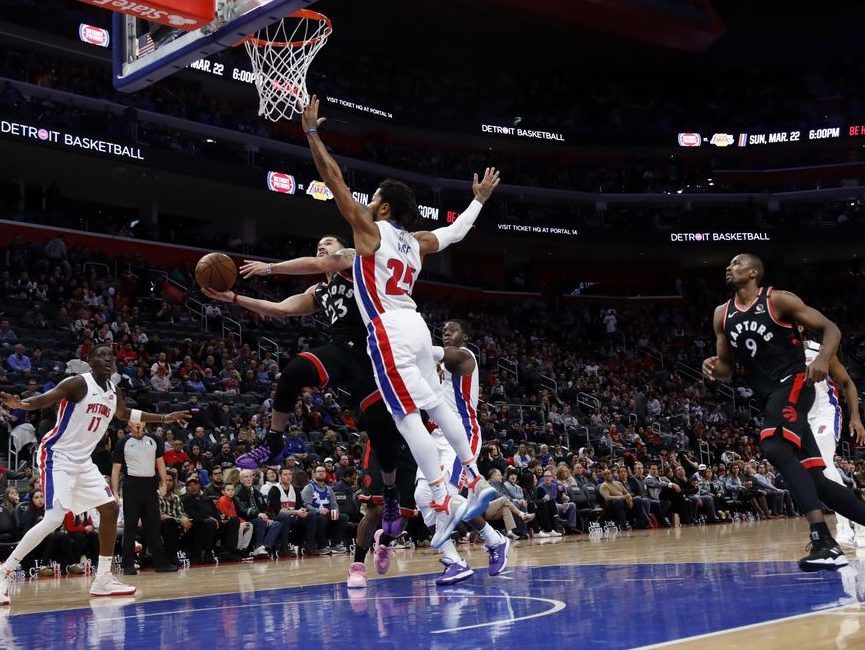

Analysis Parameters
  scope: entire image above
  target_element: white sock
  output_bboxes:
[439,539,463,565]
[96,555,113,577]
[394,411,456,495]
[478,523,504,547]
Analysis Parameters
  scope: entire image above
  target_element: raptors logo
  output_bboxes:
[782,406,799,423]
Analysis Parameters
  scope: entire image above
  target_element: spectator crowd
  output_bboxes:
[0,221,864,576]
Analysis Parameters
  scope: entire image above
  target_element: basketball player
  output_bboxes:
[703,254,865,571]
[0,346,189,603]
[800,328,865,547]
[414,320,510,584]
[204,235,407,538]
[347,439,417,588]
[302,96,500,548]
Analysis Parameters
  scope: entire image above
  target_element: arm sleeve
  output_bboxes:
[151,435,164,459]
[430,200,483,252]
[301,485,314,506]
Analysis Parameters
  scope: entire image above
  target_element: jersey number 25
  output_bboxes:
[385,259,416,296]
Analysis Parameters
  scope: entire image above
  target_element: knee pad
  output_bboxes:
[273,357,320,414]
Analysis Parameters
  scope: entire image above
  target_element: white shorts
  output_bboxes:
[40,451,114,515]
[364,309,442,416]
[809,406,842,464]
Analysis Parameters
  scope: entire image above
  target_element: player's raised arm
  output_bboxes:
[202,285,319,318]
[702,304,735,382]
[239,249,355,279]
[414,167,501,257]
[302,97,379,253]
[113,388,190,425]
[769,290,842,385]
[1,375,87,410]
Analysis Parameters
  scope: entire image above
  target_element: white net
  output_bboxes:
[243,10,331,122]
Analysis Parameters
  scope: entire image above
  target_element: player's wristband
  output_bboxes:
[305,129,317,135]
[232,292,239,304]
[266,263,274,275]
[130,409,142,424]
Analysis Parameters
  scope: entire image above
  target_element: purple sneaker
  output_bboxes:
[382,489,406,539]
[435,559,474,586]
[487,535,511,576]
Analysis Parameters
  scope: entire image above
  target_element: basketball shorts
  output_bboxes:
[809,403,844,483]
[359,439,417,518]
[759,372,825,470]
[40,452,114,514]
[298,341,380,409]
[363,310,443,416]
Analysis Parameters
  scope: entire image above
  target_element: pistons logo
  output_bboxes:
[782,406,799,423]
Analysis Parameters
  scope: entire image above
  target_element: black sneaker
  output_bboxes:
[121,566,138,576]
[799,537,848,572]
[155,564,179,573]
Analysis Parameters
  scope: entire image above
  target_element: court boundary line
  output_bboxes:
[635,603,860,648]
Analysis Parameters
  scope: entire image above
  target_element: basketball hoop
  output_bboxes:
[243,9,332,122]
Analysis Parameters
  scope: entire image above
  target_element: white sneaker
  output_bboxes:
[89,573,136,597]
[0,571,10,606]
[550,530,563,537]
[462,478,498,522]
[535,531,550,538]
[250,546,269,558]
[431,495,470,549]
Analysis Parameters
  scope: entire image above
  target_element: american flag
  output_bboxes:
[135,33,156,57]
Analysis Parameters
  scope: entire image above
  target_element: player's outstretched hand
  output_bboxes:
[202,287,235,303]
[805,358,828,386]
[0,392,25,409]
[239,260,269,279]
[302,95,326,133]
[164,410,191,424]
[850,418,865,445]
[701,356,718,381]
[472,167,501,203]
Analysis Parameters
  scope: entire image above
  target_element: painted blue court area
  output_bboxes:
[6,561,860,649]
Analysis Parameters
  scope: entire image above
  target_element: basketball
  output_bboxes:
[195,252,237,292]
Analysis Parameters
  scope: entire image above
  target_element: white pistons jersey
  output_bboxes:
[40,373,117,465]
[353,220,420,323]
[804,341,842,440]
[441,348,481,451]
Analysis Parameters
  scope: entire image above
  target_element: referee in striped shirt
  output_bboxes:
[111,423,179,574]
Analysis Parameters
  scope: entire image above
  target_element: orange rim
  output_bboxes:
[244,9,332,48]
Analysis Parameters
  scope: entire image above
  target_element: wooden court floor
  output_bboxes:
[3,517,864,649]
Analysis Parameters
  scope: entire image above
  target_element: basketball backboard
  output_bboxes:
[111,0,317,92]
